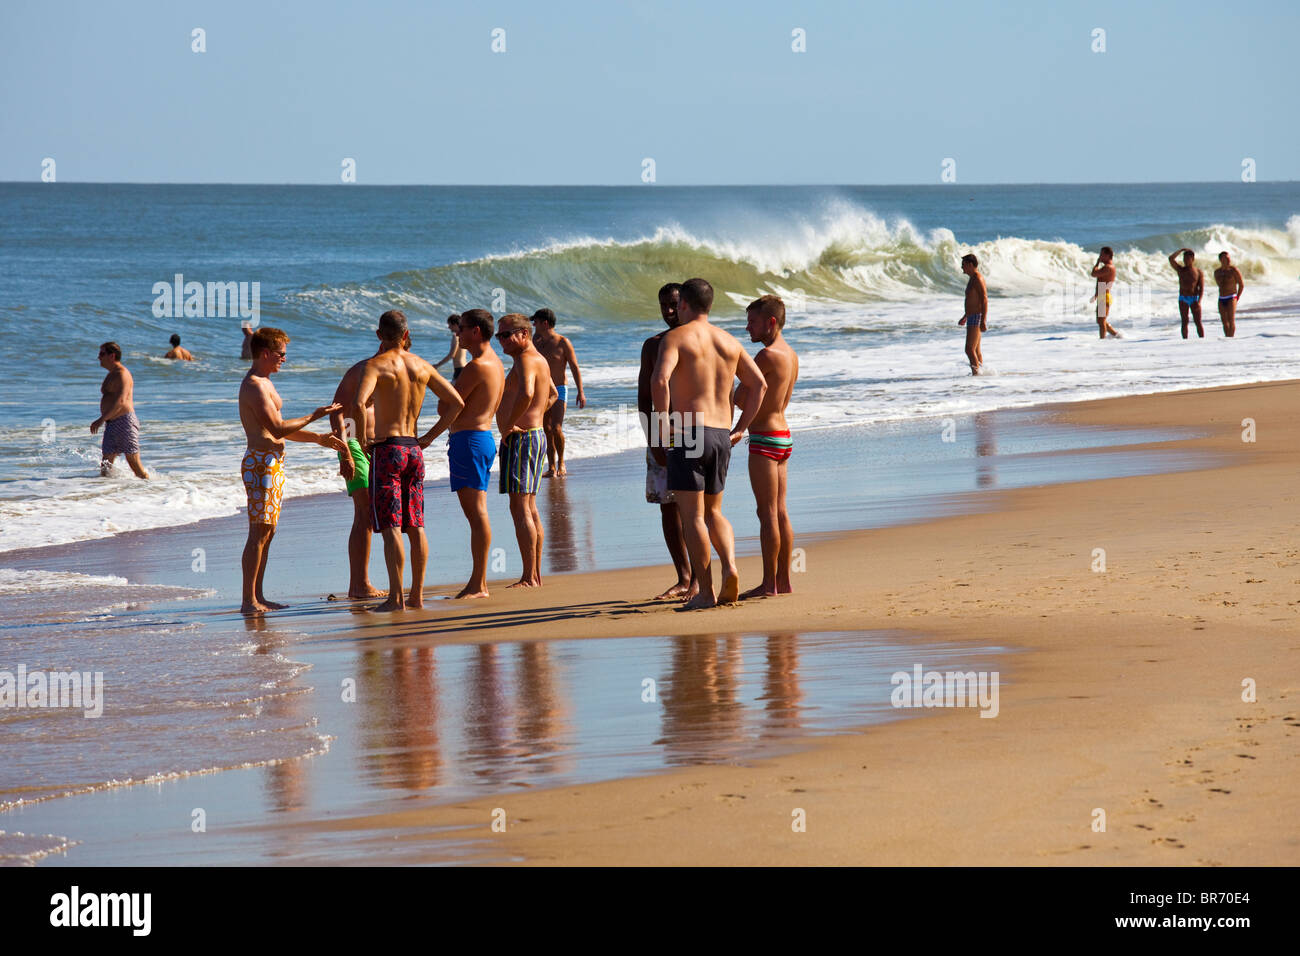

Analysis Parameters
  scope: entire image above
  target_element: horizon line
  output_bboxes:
[2,179,1294,188]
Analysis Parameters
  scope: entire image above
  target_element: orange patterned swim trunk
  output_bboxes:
[242,448,285,527]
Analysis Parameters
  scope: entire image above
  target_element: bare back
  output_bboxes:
[750,339,799,432]
[452,348,506,432]
[333,358,376,443]
[659,320,743,430]
[360,348,442,440]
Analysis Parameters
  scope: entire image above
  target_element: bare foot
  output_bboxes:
[680,592,717,611]
[542,469,555,478]
[739,584,777,600]
[240,602,267,616]
[455,585,490,599]
[507,579,536,589]
[368,598,405,612]
[407,596,424,609]
[261,600,289,611]
[348,586,385,599]
[654,582,691,600]
[717,570,740,605]
[556,466,567,477]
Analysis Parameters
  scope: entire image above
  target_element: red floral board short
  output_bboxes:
[370,437,425,532]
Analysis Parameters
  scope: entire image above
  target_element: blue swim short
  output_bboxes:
[1178,294,1200,306]
[555,384,568,404]
[448,430,496,492]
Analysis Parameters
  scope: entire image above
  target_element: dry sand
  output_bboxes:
[263,381,1300,864]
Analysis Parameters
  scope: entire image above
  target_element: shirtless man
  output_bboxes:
[351,310,464,612]
[91,342,149,478]
[430,308,506,599]
[164,334,195,361]
[735,295,799,599]
[651,278,766,610]
[236,327,345,615]
[531,308,586,477]
[957,254,988,374]
[638,282,695,601]
[1089,247,1121,339]
[330,343,385,600]
[1168,248,1205,339]
[1213,251,1245,338]
[496,313,554,587]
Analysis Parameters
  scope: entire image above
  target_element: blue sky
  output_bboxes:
[2,0,1295,184]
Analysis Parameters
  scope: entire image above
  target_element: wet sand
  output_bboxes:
[4,381,1298,865]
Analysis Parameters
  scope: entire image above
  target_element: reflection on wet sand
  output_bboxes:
[542,478,593,574]
[332,630,999,804]
[974,413,997,489]
[358,647,442,792]
[759,633,802,738]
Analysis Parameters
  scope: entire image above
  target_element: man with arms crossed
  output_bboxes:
[638,282,695,601]
[351,310,464,612]
[531,308,586,478]
[1214,251,1245,338]
[91,342,150,478]
[735,295,798,599]
[330,342,385,599]
[957,254,988,374]
[429,309,505,599]
[1168,248,1205,339]
[237,327,345,615]
[652,278,767,610]
[496,313,554,588]
[1090,247,1121,339]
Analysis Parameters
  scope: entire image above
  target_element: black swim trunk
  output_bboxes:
[666,425,732,495]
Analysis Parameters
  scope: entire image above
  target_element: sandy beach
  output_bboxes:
[276,380,1297,866]
[6,379,1297,866]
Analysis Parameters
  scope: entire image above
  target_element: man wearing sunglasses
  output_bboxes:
[91,342,149,479]
[238,326,345,615]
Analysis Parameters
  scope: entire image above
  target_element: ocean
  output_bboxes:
[1,182,1297,555]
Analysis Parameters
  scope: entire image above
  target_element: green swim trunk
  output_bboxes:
[339,438,370,495]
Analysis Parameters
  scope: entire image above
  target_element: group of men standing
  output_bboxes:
[236,309,581,615]
[230,278,802,616]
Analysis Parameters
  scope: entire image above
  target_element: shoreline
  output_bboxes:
[5,380,1299,865]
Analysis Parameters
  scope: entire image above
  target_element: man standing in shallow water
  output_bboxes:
[1168,248,1205,339]
[1090,247,1121,339]
[91,342,149,479]
[735,295,798,599]
[237,327,345,615]
[530,308,586,477]
[351,310,464,612]
[957,254,988,374]
[1214,251,1245,338]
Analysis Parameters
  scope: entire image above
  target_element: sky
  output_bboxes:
[1,0,1296,185]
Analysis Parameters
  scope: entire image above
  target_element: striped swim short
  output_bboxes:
[748,429,793,462]
[499,427,547,495]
